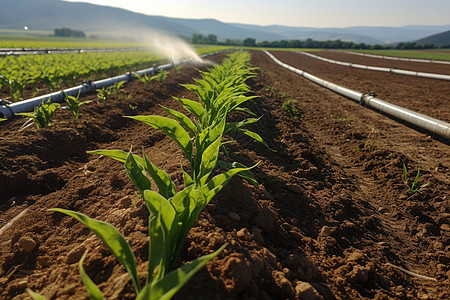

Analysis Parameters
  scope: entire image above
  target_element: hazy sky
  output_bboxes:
[63,0,450,28]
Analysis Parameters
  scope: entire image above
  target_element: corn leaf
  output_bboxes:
[125,150,152,195]
[79,251,104,300]
[236,129,275,151]
[143,190,177,237]
[127,115,193,161]
[224,117,262,134]
[50,208,141,293]
[148,209,166,283]
[136,244,227,300]
[217,160,259,187]
[160,105,197,136]
[87,149,145,166]
[203,164,258,204]
[26,289,48,300]
[172,97,205,122]
[143,150,176,199]
[199,136,222,186]
[181,166,194,187]
[231,107,256,116]
[181,167,194,187]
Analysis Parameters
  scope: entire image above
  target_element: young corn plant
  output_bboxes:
[282,99,302,119]
[96,86,112,101]
[135,73,154,85]
[135,70,167,85]
[16,99,60,129]
[63,90,91,124]
[402,163,429,194]
[43,51,263,300]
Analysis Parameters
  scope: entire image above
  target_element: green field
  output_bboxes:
[0,39,232,102]
[0,34,148,48]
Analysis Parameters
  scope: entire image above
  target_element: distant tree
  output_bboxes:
[243,38,256,47]
[54,28,86,38]
[206,34,217,44]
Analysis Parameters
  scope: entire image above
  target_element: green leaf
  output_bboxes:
[199,135,222,185]
[79,251,104,300]
[160,105,197,136]
[136,244,227,300]
[224,117,262,134]
[172,97,205,122]
[16,112,34,118]
[127,115,193,161]
[26,289,48,300]
[181,166,194,187]
[88,149,130,163]
[217,160,259,187]
[143,150,176,199]
[203,163,258,204]
[148,209,166,283]
[236,129,275,151]
[143,190,177,236]
[50,208,141,293]
[233,107,256,116]
[125,150,152,194]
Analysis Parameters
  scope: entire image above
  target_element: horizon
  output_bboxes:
[62,0,450,28]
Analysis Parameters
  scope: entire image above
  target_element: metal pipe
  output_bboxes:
[0,50,226,120]
[263,50,450,139]
[0,47,148,57]
[297,51,450,81]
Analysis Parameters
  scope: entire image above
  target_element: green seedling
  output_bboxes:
[402,163,429,194]
[115,80,126,93]
[135,73,154,85]
[154,69,168,82]
[16,99,60,129]
[63,90,91,124]
[173,65,183,73]
[96,86,112,101]
[282,100,302,119]
[265,85,275,93]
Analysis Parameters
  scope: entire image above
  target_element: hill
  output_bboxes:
[1,0,449,44]
[415,30,450,46]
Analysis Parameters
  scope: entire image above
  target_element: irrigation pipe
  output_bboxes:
[0,47,148,57]
[296,51,450,81]
[263,50,450,139]
[0,50,225,120]
[342,51,450,65]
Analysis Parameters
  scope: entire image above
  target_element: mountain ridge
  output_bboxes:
[1,0,449,44]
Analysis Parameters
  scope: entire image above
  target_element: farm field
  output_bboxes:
[0,50,449,299]
[0,45,231,102]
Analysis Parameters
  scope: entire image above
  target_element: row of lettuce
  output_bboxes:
[28,51,267,299]
[0,46,231,102]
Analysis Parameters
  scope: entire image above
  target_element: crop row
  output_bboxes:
[0,45,231,102]
[28,51,265,299]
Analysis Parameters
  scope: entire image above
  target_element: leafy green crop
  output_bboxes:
[402,163,429,194]
[16,99,60,129]
[63,90,91,124]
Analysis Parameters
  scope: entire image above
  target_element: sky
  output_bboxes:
[63,0,450,28]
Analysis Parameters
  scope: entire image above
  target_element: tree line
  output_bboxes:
[187,34,449,49]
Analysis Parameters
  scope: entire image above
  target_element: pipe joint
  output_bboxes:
[82,80,96,92]
[0,99,14,119]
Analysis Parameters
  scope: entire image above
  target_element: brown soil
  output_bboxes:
[0,50,449,300]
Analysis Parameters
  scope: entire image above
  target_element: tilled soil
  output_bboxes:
[0,50,449,299]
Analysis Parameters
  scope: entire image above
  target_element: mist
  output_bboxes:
[142,31,203,64]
